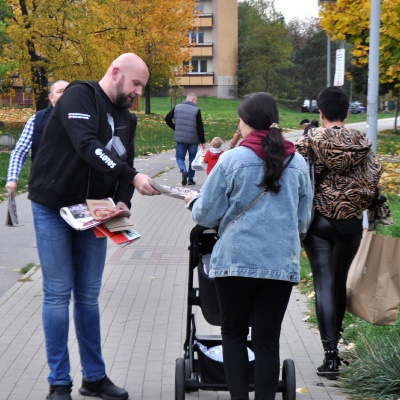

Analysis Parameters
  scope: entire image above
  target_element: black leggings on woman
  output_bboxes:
[214,276,293,400]
[303,214,362,350]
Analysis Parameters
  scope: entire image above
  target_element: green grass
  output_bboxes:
[2,97,397,157]
[134,96,396,155]
[1,97,397,199]
[0,152,30,202]
[339,195,400,399]
[17,262,36,275]
[377,130,400,155]
[340,321,400,400]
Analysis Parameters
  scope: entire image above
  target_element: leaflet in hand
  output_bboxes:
[150,180,199,200]
[60,198,129,230]
[5,190,20,227]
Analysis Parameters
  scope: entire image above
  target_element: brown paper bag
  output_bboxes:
[346,230,400,325]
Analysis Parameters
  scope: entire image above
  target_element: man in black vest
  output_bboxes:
[5,80,69,194]
[165,93,205,185]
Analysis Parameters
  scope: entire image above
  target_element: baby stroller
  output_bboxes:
[175,225,296,400]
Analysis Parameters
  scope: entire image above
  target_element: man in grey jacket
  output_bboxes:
[165,93,205,185]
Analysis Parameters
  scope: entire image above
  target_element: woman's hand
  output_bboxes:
[184,193,197,204]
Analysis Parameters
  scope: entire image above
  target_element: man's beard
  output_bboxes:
[115,95,133,109]
[115,77,134,109]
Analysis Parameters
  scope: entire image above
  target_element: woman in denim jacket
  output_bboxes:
[185,92,313,400]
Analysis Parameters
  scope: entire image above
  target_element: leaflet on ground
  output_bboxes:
[150,180,200,200]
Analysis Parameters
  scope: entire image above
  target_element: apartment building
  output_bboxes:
[178,0,238,99]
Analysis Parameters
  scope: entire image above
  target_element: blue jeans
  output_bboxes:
[32,201,108,385]
[175,142,198,180]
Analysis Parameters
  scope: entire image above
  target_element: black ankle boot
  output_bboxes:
[317,349,340,380]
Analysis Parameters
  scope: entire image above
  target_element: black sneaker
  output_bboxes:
[182,172,189,186]
[46,384,72,400]
[188,179,196,185]
[79,376,128,400]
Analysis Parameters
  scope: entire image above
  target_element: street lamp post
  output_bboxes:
[366,0,381,152]
[319,1,337,87]
[327,35,331,87]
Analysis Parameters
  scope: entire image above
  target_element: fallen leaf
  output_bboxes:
[296,388,309,394]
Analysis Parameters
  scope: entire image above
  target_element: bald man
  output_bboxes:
[6,80,69,195]
[28,53,159,400]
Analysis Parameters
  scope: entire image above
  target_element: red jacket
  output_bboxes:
[203,149,224,175]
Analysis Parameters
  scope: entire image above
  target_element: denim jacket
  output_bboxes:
[190,147,313,283]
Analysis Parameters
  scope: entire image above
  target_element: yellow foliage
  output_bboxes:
[379,158,400,197]
[320,0,400,87]
[4,0,198,92]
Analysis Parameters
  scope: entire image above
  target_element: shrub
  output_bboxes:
[340,321,400,400]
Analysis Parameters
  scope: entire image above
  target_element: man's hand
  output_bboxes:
[132,173,161,196]
[114,201,131,218]
[5,181,17,195]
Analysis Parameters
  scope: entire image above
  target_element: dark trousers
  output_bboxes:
[214,277,293,400]
[303,214,362,350]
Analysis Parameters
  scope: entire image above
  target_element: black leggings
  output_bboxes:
[214,277,293,400]
[303,214,362,350]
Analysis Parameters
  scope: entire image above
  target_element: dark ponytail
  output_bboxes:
[259,123,286,193]
[238,92,286,193]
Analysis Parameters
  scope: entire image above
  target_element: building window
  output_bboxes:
[184,59,208,74]
[197,1,204,12]
[189,30,205,44]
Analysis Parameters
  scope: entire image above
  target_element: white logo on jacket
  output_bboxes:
[95,148,116,168]
[68,113,90,119]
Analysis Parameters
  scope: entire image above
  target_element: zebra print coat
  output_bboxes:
[295,126,383,220]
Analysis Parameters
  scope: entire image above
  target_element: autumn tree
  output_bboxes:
[320,0,400,92]
[0,0,16,83]
[238,0,292,97]
[284,18,346,102]
[320,0,400,132]
[109,0,197,114]
[3,0,196,110]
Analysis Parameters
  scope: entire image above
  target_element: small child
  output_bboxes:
[203,137,224,175]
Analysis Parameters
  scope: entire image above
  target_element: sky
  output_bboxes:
[274,0,320,22]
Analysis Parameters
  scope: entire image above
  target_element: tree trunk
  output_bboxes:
[145,84,151,114]
[394,96,399,134]
[32,67,49,111]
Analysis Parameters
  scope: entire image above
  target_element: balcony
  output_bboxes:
[193,14,213,28]
[188,44,213,57]
[179,73,214,86]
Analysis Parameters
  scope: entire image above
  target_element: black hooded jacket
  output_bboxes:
[28,81,138,210]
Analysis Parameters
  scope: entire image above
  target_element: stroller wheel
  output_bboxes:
[175,358,186,400]
[282,359,296,400]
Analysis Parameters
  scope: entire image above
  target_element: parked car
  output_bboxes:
[354,101,366,113]
[301,99,319,113]
[349,101,366,114]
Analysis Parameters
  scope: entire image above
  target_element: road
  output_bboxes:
[348,116,398,134]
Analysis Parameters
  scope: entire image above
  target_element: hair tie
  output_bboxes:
[270,123,281,130]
